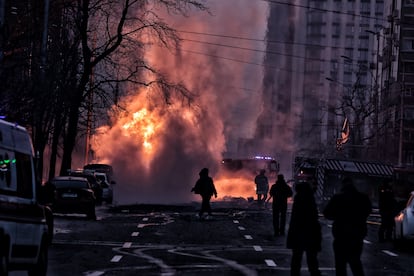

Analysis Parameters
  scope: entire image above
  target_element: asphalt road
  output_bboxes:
[11,199,414,275]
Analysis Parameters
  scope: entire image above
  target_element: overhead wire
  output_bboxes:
[166,0,387,87]
[175,0,387,69]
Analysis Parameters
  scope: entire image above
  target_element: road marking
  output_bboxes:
[138,224,145,228]
[131,231,140,236]
[253,245,262,251]
[85,272,105,276]
[382,250,398,257]
[110,255,123,262]
[363,239,372,244]
[123,242,132,248]
[238,226,246,230]
[233,220,239,223]
[265,259,277,267]
[142,217,149,221]
[244,235,253,240]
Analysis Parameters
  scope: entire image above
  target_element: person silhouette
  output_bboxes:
[323,177,372,276]
[267,174,293,236]
[378,181,398,242]
[254,169,269,204]
[191,168,217,219]
[287,181,322,276]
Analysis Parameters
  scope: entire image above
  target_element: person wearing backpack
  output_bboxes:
[191,168,217,219]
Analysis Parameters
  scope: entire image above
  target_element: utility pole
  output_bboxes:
[398,64,405,166]
[366,29,380,159]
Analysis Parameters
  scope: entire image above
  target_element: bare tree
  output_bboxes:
[332,64,395,160]
[55,0,208,175]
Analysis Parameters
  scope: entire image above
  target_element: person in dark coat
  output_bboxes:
[254,169,269,204]
[191,168,217,219]
[287,181,322,276]
[267,174,293,236]
[378,181,397,242]
[323,177,372,276]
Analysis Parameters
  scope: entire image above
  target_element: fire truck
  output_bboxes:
[221,156,279,176]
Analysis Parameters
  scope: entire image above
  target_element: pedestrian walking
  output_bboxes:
[267,174,293,236]
[191,168,217,219]
[378,181,398,242]
[323,177,372,276]
[254,169,269,204]
[287,181,322,276]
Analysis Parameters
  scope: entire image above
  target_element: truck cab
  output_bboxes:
[0,119,52,275]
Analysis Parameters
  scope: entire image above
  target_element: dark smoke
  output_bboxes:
[91,1,268,204]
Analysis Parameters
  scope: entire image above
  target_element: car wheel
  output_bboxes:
[28,240,48,276]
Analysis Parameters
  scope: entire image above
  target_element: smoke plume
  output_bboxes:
[91,0,268,204]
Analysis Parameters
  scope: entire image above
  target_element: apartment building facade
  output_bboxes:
[250,0,395,168]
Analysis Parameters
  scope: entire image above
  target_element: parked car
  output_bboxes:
[51,176,96,220]
[94,172,113,204]
[394,191,414,242]
[67,170,103,204]
[0,119,52,276]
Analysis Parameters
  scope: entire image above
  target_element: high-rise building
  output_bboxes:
[380,0,414,166]
[252,0,387,169]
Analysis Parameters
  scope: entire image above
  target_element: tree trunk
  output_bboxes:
[59,100,80,175]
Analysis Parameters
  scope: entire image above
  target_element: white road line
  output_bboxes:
[244,235,253,240]
[238,226,246,231]
[142,217,149,221]
[110,255,123,262]
[382,250,398,257]
[363,239,372,244]
[233,220,239,223]
[253,245,262,251]
[85,272,105,276]
[265,259,277,267]
[131,231,139,236]
[137,224,145,228]
[123,242,132,248]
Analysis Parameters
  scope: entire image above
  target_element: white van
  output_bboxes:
[0,119,52,275]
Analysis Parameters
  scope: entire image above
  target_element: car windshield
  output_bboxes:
[53,180,89,189]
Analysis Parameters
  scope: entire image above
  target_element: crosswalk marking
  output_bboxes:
[131,232,139,236]
[253,245,262,251]
[265,259,277,267]
[233,220,239,224]
[238,226,246,230]
[244,235,253,240]
[110,255,123,262]
[142,217,149,221]
[123,242,132,248]
[138,224,145,228]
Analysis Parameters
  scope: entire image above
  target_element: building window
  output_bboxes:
[401,39,414,51]
[406,0,414,7]
[404,106,414,120]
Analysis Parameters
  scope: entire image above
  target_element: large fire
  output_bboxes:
[89,1,268,204]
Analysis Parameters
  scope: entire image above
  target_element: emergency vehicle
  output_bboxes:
[0,119,52,275]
